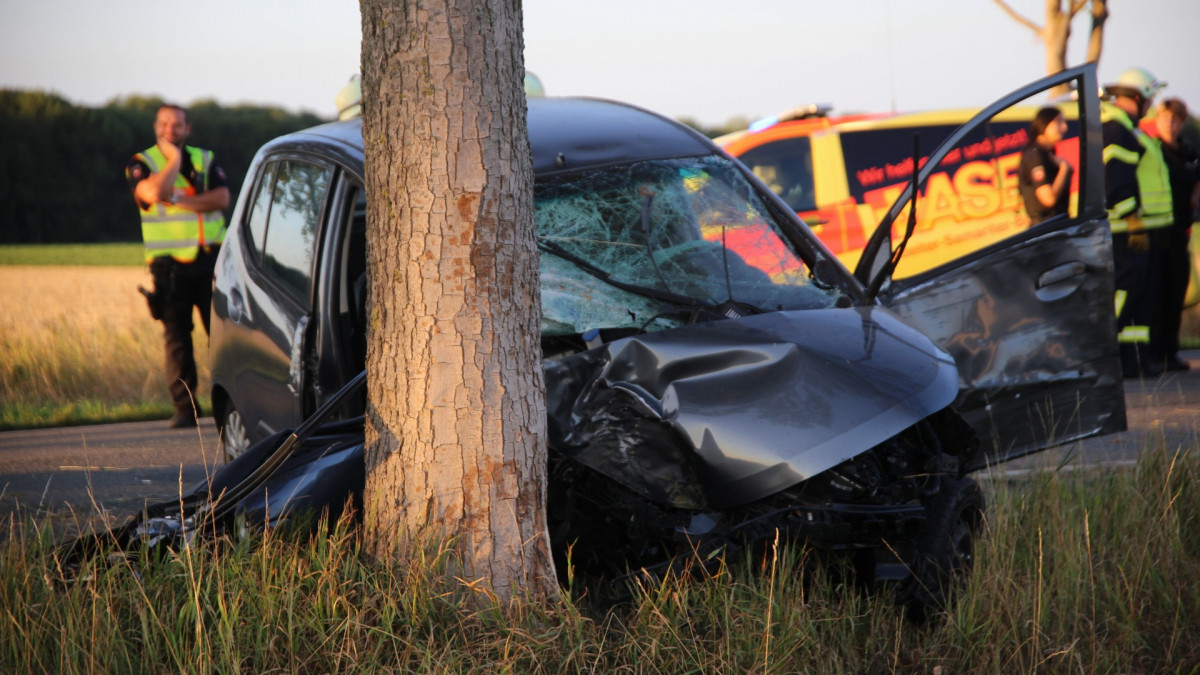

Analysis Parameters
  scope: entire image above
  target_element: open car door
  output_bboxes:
[853,64,1125,472]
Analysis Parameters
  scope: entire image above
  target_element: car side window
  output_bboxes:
[736,136,817,212]
[244,162,277,261]
[855,113,1081,279]
[862,90,1086,281]
[261,160,333,303]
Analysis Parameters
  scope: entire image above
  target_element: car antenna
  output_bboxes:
[866,133,920,300]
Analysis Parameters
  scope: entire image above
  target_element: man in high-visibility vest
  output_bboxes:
[126,104,229,427]
[1102,68,1173,378]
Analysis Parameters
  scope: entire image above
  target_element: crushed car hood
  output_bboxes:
[545,306,959,509]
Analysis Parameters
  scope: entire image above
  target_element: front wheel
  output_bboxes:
[217,400,251,462]
[901,476,986,623]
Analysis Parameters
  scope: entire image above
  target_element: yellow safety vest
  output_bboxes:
[135,145,227,264]
[1101,104,1174,233]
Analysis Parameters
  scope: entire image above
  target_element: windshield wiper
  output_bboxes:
[865,134,921,300]
[537,237,747,314]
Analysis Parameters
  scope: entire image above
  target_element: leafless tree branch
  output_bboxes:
[991,0,1045,38]
[1086,0,1109,64]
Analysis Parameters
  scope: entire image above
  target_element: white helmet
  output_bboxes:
[524,72,545,98]
[335,74,362,121]
[1108,67,1166,101]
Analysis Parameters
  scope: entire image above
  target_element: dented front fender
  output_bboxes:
[545,306,959,509]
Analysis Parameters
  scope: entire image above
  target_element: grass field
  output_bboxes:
[1,445,1197,672]
[0,260,210,429]
[0,242,145,267]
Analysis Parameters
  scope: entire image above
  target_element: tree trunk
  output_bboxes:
[1086,0,1109,66]
[1043,0,1072,96]
[358,0,557,601]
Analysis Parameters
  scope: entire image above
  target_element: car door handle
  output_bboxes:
[287,316,309,399]
[1035,261,1089,302]
[1036,262,1088,289]
[228,288,245,324]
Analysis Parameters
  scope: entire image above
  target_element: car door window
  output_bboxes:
[736,136,817,212]
[857,100,1083,282]
[243,162,276,261]
[261,160,333,303]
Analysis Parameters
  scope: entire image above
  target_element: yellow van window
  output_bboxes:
[736,137,816,212]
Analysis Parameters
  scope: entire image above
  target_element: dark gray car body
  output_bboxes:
[207,66,1122,579]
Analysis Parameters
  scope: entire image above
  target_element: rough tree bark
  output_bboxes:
[358,0,557,601]
[991,0,1109,98]
[1084,0,1109,65]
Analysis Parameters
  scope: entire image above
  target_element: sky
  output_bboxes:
[1,0,1197,128]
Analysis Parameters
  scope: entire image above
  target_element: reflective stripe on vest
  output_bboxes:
[137,145,226,263]
[1102,106,1174,233]
[1118,325,1150,344]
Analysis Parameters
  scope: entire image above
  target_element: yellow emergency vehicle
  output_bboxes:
[717,103,1081,278]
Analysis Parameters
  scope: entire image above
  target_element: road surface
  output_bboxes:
[2,354,1199,536]
[0,418,221,534]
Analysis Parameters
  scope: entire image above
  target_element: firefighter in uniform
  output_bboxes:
[127,104,229,427]
[1101,68,1173,378]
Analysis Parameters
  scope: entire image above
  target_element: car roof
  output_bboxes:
[260,97,716,176]
[526,97,713,174]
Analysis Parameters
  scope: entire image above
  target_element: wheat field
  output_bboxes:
[0,265,210,426]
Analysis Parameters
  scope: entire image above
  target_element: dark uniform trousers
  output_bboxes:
[1112,231,1159,375]
[1151,224,1190,364]
[151,247,219,417]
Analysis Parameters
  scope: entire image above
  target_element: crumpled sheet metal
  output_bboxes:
[55,421,366,571]
[231,436,364,528]
[882,219,1126,468]
[545,306,959,509]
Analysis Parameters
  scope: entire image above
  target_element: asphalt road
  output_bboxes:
[0,418,222,534]
[3,353,1199,536]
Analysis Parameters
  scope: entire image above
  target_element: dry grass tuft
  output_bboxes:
[0,265,209,425]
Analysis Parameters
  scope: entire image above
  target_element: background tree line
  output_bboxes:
[0,89,327,244]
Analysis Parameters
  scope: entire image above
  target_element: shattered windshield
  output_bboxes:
[536,155,845,336]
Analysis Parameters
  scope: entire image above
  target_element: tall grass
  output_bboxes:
[0,243,144,267]
[0,265,210,429]
[2,446,1197,673]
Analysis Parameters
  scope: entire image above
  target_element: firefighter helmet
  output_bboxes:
[1107,67,1166,101]
[335,74,362,121]
[524,72,545,98]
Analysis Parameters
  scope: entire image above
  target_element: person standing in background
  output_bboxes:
[127,104,229,427]
[1150,97,1200,371]
[1101,67,1173,378]
[1018,106,1074,225]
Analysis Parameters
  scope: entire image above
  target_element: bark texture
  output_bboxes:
[358,0,556,601]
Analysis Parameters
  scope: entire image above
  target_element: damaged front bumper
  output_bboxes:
[546,305,960,510]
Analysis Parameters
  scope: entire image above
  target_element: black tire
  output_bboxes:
[902,476,986,623]
[217,400,252,462]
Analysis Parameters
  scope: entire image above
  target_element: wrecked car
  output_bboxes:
[72,65,1123,616]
